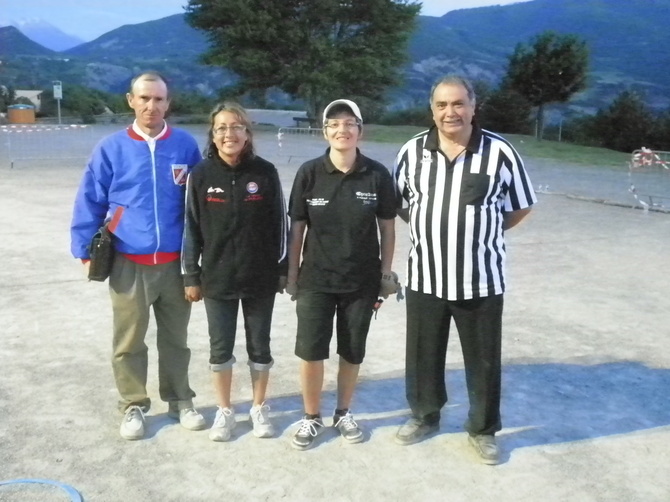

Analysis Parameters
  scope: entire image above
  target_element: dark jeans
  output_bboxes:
[405,289,503,435]
[204,295,275,370]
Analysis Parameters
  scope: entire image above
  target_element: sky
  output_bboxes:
[1,0,528,41]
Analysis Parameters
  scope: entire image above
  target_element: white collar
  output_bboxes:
[131,120,168,141]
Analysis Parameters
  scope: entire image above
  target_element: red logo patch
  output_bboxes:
[172,164,188,185]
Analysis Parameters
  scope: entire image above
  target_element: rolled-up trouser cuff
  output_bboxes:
[247,358,274,372]
[210,355,236,372]
[168,400,195,412]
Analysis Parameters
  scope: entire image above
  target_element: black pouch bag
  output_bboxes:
[88,223,115,282]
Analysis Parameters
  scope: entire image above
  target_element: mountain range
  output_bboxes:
[2,0,669,113]
[10,19,84,52]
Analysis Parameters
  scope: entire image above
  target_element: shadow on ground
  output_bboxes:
[222,361,670,451]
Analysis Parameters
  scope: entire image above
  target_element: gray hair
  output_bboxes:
[429,75,476,107]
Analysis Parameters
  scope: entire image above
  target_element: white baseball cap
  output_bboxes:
[322,99,363,125]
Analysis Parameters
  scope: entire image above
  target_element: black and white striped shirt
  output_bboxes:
[393,125,536,300]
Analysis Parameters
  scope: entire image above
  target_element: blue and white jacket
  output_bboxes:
[70,122,202,262]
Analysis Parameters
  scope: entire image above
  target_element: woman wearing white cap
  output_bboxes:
[286,99,400,450]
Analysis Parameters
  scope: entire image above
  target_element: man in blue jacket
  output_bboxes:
[71,71,205,440]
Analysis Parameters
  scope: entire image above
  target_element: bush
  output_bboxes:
[477,86,533,135]
[378,107,432,127]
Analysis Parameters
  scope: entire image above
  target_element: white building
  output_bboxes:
[15,90,44,112]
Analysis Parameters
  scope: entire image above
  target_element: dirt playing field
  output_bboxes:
[0,128,668,501]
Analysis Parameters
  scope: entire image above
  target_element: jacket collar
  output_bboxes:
[423,120,482,154]
[127,120,171,141]
[323,147,368,174]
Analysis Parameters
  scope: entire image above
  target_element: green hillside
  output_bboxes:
[405,0,670,109]
[0,26,55,57]
[65,14,209,61]
[2,0,670,112]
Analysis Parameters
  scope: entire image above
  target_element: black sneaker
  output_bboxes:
[291,416,325,450]
[468,434,500,465]
[395,417,439,446]
[333,411,364,444]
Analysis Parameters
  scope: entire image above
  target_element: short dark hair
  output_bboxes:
[324,104,358,121]
[129,71,170,98]
[429,75,476,106]
[322,103,362,132]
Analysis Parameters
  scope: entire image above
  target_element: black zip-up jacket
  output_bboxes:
[181,153,288,299]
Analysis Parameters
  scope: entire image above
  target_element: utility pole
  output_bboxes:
[53,80,62,124]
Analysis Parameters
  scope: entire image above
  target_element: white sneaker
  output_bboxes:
[120,405,145,440]
[249,402,275,438]
[168,406,207,431]
[209,407,236,442]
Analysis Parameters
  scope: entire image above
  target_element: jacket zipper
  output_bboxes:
[148,139,160,264]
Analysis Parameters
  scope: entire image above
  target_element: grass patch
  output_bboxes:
[362,124,428,143]
[504,135,629,167]
[254,123,282,132]
[362,124,629,168]
[261,122,630,168]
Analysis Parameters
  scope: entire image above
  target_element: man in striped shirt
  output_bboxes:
[392,75,536,464]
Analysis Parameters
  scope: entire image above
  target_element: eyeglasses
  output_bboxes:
[324,121,359,130]
[213,125,246,135]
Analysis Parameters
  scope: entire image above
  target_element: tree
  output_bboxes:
[0,86,16,113]
[105,93,129,115]
[590,90,657,152]
[14,96,35,106]
[477,84,533,135]
[506,31,588,139]
[38,85,117,120]
[169,91,216,115]
[59,85,106,118]
[185,0,421,119]
[649,109,670,152]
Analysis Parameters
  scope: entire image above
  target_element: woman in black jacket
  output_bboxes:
[182,102,288,442]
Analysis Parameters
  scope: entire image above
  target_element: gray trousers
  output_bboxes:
[109,254,195,413]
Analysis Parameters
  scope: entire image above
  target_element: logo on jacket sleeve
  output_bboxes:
[172,164,188,185]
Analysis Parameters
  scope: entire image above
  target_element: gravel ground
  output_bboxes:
[1,128,668,501]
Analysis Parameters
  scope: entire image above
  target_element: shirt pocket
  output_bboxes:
[460,172,491,206]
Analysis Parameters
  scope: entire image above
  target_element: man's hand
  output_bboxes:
[285,282,298,301]
[277,276,288,294]
[184,286,202,302]
[379,272,401,299]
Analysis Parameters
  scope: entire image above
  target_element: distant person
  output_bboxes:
[392,75,536,464]
[181,102,289,441]
[70,71,205,440]
[287,99,399,450]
